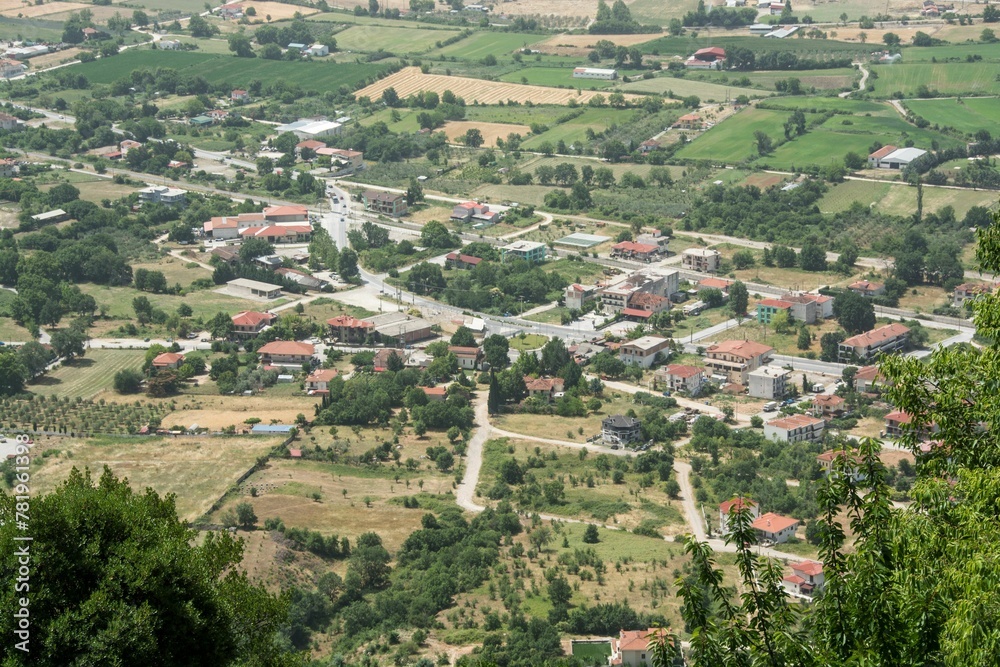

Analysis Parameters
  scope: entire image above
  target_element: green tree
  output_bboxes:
[209,311,234,340]
[113,368,144,394]
[797,326,811,350]
[337,248,360,280]
[583,524,600,543]
[239,237,274,262]
[406,177,424,206]
[483,334,510,369]
[235,501,258,529]
[51,327,87,360]
[528,525,553,552]
[834,289,875,335]
[729,280,749,317]
[227,33,256,58]
[799,242,827,271]
[464,128,484,148]
[0,350,27,396]
[347,532,391,590]
[450,326,476,347]
[187,13,219,37]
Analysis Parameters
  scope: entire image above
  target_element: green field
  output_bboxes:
[819,180,999,219]
[332,24,456,54]
[698,67,859,91]
[816,113,963,150]
[79,284,271,323]
[428,32,546,60]
[620,74,765,101]
[29,349,146,398]
[65,49,387,91]
[499,67,625,90]
[639,35,869,59]
[675,107,789,163]
[899,42,1000,63]
[904,97,1000,137]
[761,131,875,170]
[870,62,1000,97]
[521,107,635,149]
[757,97,894,115]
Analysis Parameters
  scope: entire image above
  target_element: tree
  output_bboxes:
[450,326,476,347]
[986,4,1000,21]
[114,368,144,394]
[0,467,296,666]
[209,311,234,340]
[583,524,600,543]
[420,220,457,249]
[406,177,424,206]
[51,327,87,360]
[406,262,446,295]
[235,501,258,529]
[834,289,875,335]
[883,32,901,47]
[797,326,811,350]
[753,130,773,155]
[0,350,26,396]
[547,575,572,623]
[820,331,846,362]
[337,248,359,280]
[729,280,749,317]
[132,9,149,26]
[17,341,50,378]
[541,337,571,376]
[228,33,255,58]
[799,242,827,271]
[528,526,553,552]
[240,238,275,262]
[347,532,391,590]
[483,334,510,369]
[464,128,484,148]
[187,13,219,37]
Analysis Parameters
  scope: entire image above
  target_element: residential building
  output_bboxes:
[572,67,617,80]
[853,365,883,393]
[295,139,327,155]
[151,352,184,370]
[119,139,142,157]
[812,394,846,417]
[764,414,825,443]
[847,279,885,297]
[0,158,18,177]
[445,252,483,270]
[638,139,660,153]
[672,112,703,130]
[655,364,706,396]
[868,145,927,169]
[327,315,374,343]
[705,339,774,384]
[599,271,678,314]
[779,293,832,323]
[602,414,642,446]
[373,348,408,372]
[756,298,793,324]
[719,496,759,536]
[306,368,338,393]
[752,512,799,543]
[160,39,182,50]
[838,323,910,363]
[137,185,187,206]
[449,346,483,371]
[421,386,447,402]
[747,366,789,400]
[276,268,324,290]
[226,278,282,299]
[362,190,408,217]
[218,1,244,18]
[524,376,564,402]
[618,335,672,369]
[257,341,315,366]
[0,59,26,78]
[211,246,240,264]
[0,112,22,131]
[611,240,660,262]
[682,247,721,272]
[231,89,250,103]
[262,204,309,222]
[564,283,597,310]
[451,201,499,224]
[254,254,282,270]
[239,224,312,244]
[501,240,547,264]
[697,277,733,294]
[782,560,825,597]
[885,410,938,440]
[610,629,676,667]
[768,2,785,13]
[817,449,863,481]
[317,147,364,172]
[623,291,671,320]
[685,46,726,70]
[231,311,277,337]
[369,311,434,345]
[953,282,993,307]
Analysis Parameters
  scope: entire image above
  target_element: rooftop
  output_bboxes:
[231,311,276,327]
[258,340,315,356]
[663,364,703,378]
[720,496,757,514]
[842,323,910,348]
[752,512,799,534]
[791,560,824,577]
[767,414,824,430]
[621,335,670,352]
[706,339,773,360]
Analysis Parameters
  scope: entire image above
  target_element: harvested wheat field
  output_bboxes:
[442,120,531,146]
[242,0,319,21]
[535,32,658,56]
[357,66,643,106]
[0,0,90,17]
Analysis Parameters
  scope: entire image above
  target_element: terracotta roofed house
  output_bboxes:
[847,279,885,297]
[783,560,825,597]
[327,315,374,343]
[524,376,564,402]
[812,393,846,417]
[655,364,705,395]
[885,409,938,440]
[421,386,448,401]
[448,346,483,371]
[756,298,794,324]
[306,368,338,393]
[719,496,759,535]
[705,339,774,384]
[752,512,799,543]
[257,341,315,366]
[610,628,674,667]
[151,352,184,369]
[764,414,825,443]
[231,311,277,337]
[838,322,909,363]
[673,112,703,130]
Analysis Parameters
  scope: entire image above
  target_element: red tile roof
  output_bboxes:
[239,224,311,238]
[767,414,824,430]
[848,279,883,292]
[263,204,309,217]
[448,346,481,358]
[289,448,302,457]
[327,315,373,328]
[720,496,756,514]
[629,292,668,307]
[524,377,564,392]
[617,628,670,652]
[307,368,338,383]
[664,364,703,379]
[706,339,774,360]
[752,512,799,534]
[231,311,276,327]
[758,298,793,309]
[885,409,913,424]
[783,574,805,585]
[622,308,653,318]
[854,365,881,382]
[869,145,898,160]
[842,323,909,348]
[152,352,184,366]
[813,394,845,408]
[613,241,659,254]
[258,341,315,356]
[422,386,447,396]
[792,560,824,577]
[694,46,725,58]
[445,252,483,265]
[698,277,732,290]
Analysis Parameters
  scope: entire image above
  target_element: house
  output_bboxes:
[167,160,189,169]
[0,112,22,131]
[445,252,483,270]
[262,204,309,222]
[885,409,938,440]
[276,268,324,290]
[752,512,799,543]
[287,42,307,51]
[327,315,374,343]
[672,113,703,130]
[611,240,660,262]
[719,496,759,535]
[764,414,825,443]
[254,254,281,271]
[812,393,846,417]
[572,67,617,80]
[768,2,785,14]
[211,246,240,264]
[682,247,721,272]
[1,57,28,78]
[697,277,733,294]
[362,190,408,217]
[847,279,885,297]
[782,560,825,597]
[151,352,184,370]
[451,201,499,224]
[817,449,863,481]
[838,323,910,363]
[317,147,365,172]
[449,346,483,371]
[748,365,789,400]
[295,139,327,155]
[0,158,18,177]
[953,282,993,307]
[610,628,675,667]
[618,335,672,369]
[602,414,642,446]
[564,283,597,310]
[231,89,250,103]
[501,240,547,264]
[372,348,408,372]
[82,27,107,40]
[258,341,315,366]
[206,109,229,123]
[868,146,927,170]
[306,368,338,394]
[421,386,448,401]
[853,365,883,393]
[369,311,434,345]
[655,364,705,396]
[781,292,833,320]
[138,185,187,206]
[231,311,277,337]
[749,22,774,34]
[623,291,671,320]
[685,46,726,70]
[119,139,142,157]
[159,39,182,50]
[227,278,282,299]
[239,224,312,244]
[218,1,244,18]
[524,376,565,402]
[307,44,329,57]
[638,139,660,153]
[705,339,774,384]
[600,272,678,314]
[755,298,793,324]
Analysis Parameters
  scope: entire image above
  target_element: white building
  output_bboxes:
[747,365,789,400]
[764,414,825,443]
[572,67,617,80]
[752,512,799,544]
[564,283,597,310]
[782,560,825,598]
[275,119,342,140]
[138,185,187,206]
[500,240,547,264]
[681,247,721,273]
[655,364,705,396]
[618,335,672,369]
[307,44,329,57]
[719,496,759,536]
[868,145,927,169]
[159,39,182,50]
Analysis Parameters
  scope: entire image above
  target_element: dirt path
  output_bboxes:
[456,398,490,512]
[839,62,868,99]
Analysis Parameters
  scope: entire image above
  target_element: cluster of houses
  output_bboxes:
[203,204,312,244]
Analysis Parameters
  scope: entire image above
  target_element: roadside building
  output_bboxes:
[451,201,500,224]
[306,368,338,394]
[655,364,705,395]
[853,364,883,393]
[231,89,250,103]
[369,311,434,345]
[697,277,733,295]
[610,629,675,667]
[764,414,825,443]
[847,279,885,297]
[705,339,774,384]
[812,393,846,417]
[685,46,726,70]
[672,113,704,130]
[0,59,26,78]
[868,145,927,169]
[838,323,910,363]
[752,512,799,543]
[275,268,324,290]
[231,311,277,337]
[600,271,678,314]
[953,282,993,307]
[362,190,408,217]
[445,252,483,270]
[618,335,672,369]
[276,119,342,140]
[257,341,315,366]
[151,352,184,370]
[449,346,483,371]
[602,414,642,446]
[816,449,863,481]
[524,376,564,402]
[779,293,833,323]
[623,291,671,320]
[0,158,17,177]
[326,315,374,343]
[0,113,22,131]
[239,224,312,244]
[226,278,282,299]
[681,247,721,272]
[611,240,660,262]
[137,185,187,206]
[747,365,789,400]
[782,560,825,598]
[501,240,547,264]
[719,496,759,535]
[564,283,598,310]
[755,298,793,324]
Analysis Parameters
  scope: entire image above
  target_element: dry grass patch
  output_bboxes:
[442,120,532,147]
[534,32,658,56]
[242,0,319,21]
[0,0,89,17]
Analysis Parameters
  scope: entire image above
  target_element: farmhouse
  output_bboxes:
[755,298,793,325]
[159,39,182,50]
[752,512,799,544]
[847,279,884,297]
[305,368,338,394]
[782,560,825,598]
[602,414,642,446]
[362,190,408,217]
[681,247,721,272]
[0,113,21,131]
[610,629,674,667]
[120,139,142,156]
[867,145,927,169]
[231,311,277,337]
[685,46,726,70]
[838,323,910,363]
[218,1,244,18]
[673,113,704,130]
[258,341,316,366]
[747,365,789,400]
[151,352,184,370]
[137,185,187,206]
[705,339,774,384]
[231,89,250,103]
[445,252,483,270]
[0,59,27,79]
[638,139,660,153]
[719,496,759,535]
[953,282,993,307]
[655,364,705,396]
[226,278,282,299]
[524,376,564,402]
[764,414,825,443]
[421,386,448,401]
[501,240,547,264]
[618,335,672,369]
[564,283,598,310]
[307,44,330,57]
[572,67,617,80]
[451,201,499,224]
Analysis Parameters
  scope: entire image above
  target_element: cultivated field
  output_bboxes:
[427,31,547,60]
[700,67,859,91]
[355,66,643,106]
[621,75,765,102]
[675,107,789,163]
[31,434,284,521]
[904,97,1000,137]
[29,349,146,398]
[0,0,89,18]
[441,120,532,146]
[332,24,455,54]
[820,179,998,220]
[870,62,1000,97]
[533,32,660,56]
[241,1,319,21]
[499,66,626,90]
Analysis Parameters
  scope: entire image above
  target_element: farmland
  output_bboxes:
[331,24,457,54]
[674,107,789,163]
[441,120,532,146]
[904,97,1000,138]
[697,67,859,92]
[498,66,625,90]
[639,35,869,59]
[427,31,547,60]
[819,180,998,219]
[869,62,1000,98]
[355,66,643,106]
[520,106,633,149]
[29,349,147,399]
[67,49,388,91]
[620,74,766,102]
